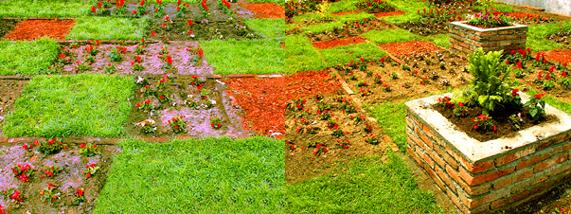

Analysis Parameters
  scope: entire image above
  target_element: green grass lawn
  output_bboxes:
[67,17,149,41]
[2,74,134,137]
[320,43,387,65]
[382,0,429,24]
[527,21,571,51]
[0,0,88,18]
[368,101,408,152]
[287,152,442,213]
[0,39,59,75]
[362,29,419,44]
[94,137,285,213]
[200,39,284,74]
[245,19,286,39]
[285,35,326,73]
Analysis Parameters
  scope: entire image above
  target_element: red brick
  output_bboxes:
[429,150,446,168]
[495,146,535,167]
[459,166,515,186]
[533,153,569,173]
[459,192,495,209]
[435,165,453,190]
[490,197,511,209]
[492,174,514,190]
[460,158,494,174]
[446,165,463,186]
[516,151,551,170]
[420,151,435,169]
[445,188,463,211]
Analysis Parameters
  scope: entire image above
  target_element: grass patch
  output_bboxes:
[545,96,571,115]
[94,137,285,213]
[245,19,286,39]
[362,29,419,44]
[0,39,59,75]
[383,0,429,24]
[320,43,387,66]
[368,101,407,152]
[0,0,87,18]
[287,152,442,213]
[328,0,359,13]
[301,21,345,34]
[2,74,134,137]
[527,21,571,51]
[424,34,450,49]
[67,17,149,40]
[200,39,284,74]
[335,12,375,23]
[285,35,326,73]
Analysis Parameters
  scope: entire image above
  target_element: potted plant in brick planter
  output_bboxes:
[405,49,571,213]
[450,11,528,55]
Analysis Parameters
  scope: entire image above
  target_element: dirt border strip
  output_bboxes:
[0,74,285,80]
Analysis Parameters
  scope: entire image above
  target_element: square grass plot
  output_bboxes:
[0,39,59,75]
[2,74,134,137]
[67,17,148,41]
[200,39,284,75]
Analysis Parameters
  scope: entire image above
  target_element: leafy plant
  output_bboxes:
[38,138,64,155]
[168,115,187,134]
[210,115,223,129]
[463,49,514,114]
[468,11,511,28]
[40,182,61,206]
[79,143,98,157]
[12,163,34,182]
[471,113,497,133]
[85,163,99,179]
[524,93,546,122]
[42,165,62,178]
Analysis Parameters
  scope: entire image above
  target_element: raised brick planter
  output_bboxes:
[449,21,528,55]
[405,94,571,213]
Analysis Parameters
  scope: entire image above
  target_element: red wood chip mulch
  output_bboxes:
[239,3,285,19]
[506,12,541,19]
[226,71,341,136]
[544,49,571,65]
[4,19,75,41]
[312,36,367,49]
[374,11,405,18]
[332,10,362,16]
[379,40,442,57]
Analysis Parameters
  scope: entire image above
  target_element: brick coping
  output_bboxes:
[405,93,571,163]
[450,21,528,32]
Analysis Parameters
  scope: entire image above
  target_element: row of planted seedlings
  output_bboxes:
[89,0,259,41]
[505,48,570,94]
[284,92,385,183]
[333,52,471,104]
[1,138,115,212]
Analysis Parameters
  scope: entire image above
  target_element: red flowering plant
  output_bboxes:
[12,163,34,182]
[153,0,166,18]
[467,11,511,28]
[434,96,454,110]
[40,182,61,206]
[168,115,187,133]
[218,0,232,15]
[175,1,190,16]
[327,119,339,130]
[72,188,87,205]
[311,143,329,156]
[200,0,209,17]
[136,99,154,112]
[114,0,126,15]
[287,98,307,111]
[524,93,546,122]
[157,93,171,105]
[42,164,62,178]
[84,163,99,179]
[57,49,73,65]
[79,143,98,157]
[38,138,65,155]
[22,142,34,153]
[131,55,145,72]
[336,139,350,149]
[210,115,223,129]
[365,134,380,145]
[5,189,24,206]
[109,46,127,62]
[356,0,394,13]
[157,74,171,90]
[452,102,469,117]
[190,75,206,88]
[472,113,497,133]
[188,47,204,66]
[134,0,147,17]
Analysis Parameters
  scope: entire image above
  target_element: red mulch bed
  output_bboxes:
[544,50,571,65]
[4,19,75,40]
[506,12,542,20]
[332,10,362,16]
[374,11,405,18]
[239,3,285,19]
[225,71,341,136]
[312,36,367,49]
[379,40,441,57]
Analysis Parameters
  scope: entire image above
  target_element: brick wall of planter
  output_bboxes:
[405,95,571,213]
[449,21,528,55]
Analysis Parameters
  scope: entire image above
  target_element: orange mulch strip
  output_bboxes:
[239,3,285,19]
[374,11,405,18]
[4,19,75,41]
[379,40,442,57]
[332,10,362,16]
[506,11,540,19]
[312,36,367,49]
[225,71,341,136]
[544,49,571,65]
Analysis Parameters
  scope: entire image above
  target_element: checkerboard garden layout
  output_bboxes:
[0,0,570,213]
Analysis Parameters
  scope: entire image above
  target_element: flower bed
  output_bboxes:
[312,36,366,49]
[379,40,442,57]
[147,16,260,41]
[225,71,341,136]
[406,93,571,213]
[51,41,213,75]
[128,75,249,138]
[0,141,118,212]
[285,93,385,183]
[3,19,75,41]
[449,21,528,55]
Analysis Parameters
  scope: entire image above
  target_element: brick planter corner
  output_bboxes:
[449,21,528,55]
[405,94,571,213]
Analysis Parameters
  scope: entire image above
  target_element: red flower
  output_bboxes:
[97,1,102,8]
[166,55,173,65]
[33,140,40,146]
[473,125,479,130]
[537,71,543,80]
[511,88,519,96]
[562,71,568,77]
[58,53,66,59]
[534,93,545,100]
[156,0,162,4]
[10,190,21,201]
[177,0,181,5]
[48,138,56,145]
[176,6,181,11]
[164,15,171,22]
[91,6,97,13]
[132,10,137,15]
[187,29,193,36]
[151,31,157,37]
[197,48,204,58]
[549,65,555,73]
[140,0,145,6]
[44,170,54,177]
[86,173,92,178]
[47,182,56,190]
[145,99,151,105]
[201,0,209,12]
[76,188,85,197]
[136,55,142,63]
[187,19,193,26]
[516,60,523,69]
[492,125,497,133]
[80,143,86,149]
[458,102,464,107]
